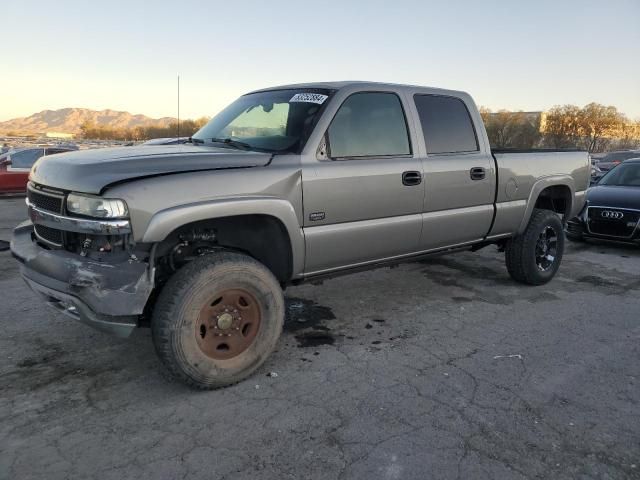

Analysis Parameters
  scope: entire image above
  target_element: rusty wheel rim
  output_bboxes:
[196,288,262,360]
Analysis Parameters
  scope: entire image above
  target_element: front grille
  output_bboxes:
[27,185,64,213]
[28,183,66,247]
[34,224,64,246]
[587,207,640,238]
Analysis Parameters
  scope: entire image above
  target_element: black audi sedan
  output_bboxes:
[566,158,640,244]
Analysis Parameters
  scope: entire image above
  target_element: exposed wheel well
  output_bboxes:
[534,185,572,217]
[154,215,293,283]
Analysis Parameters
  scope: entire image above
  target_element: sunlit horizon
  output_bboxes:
[3,0,639,122]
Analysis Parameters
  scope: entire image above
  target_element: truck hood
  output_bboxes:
[587,185,640,210]
[29,145,272,194]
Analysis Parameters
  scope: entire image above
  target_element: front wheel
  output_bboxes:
[505,209,565,285]
[152,251,284,389]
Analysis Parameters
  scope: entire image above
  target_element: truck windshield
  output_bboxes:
[598,162,640,187]
[192,88,334,153]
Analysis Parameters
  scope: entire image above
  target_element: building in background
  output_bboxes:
[44,132,74,139]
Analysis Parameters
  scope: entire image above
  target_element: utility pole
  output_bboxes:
[177,74,180,138]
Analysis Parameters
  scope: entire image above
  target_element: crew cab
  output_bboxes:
[11,82,589,389]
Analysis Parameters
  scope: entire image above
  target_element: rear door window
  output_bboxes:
[328,92,411,158]
[414,95,478,154]
[10,149,45,169]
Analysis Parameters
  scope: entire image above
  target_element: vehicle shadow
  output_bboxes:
[566,237,640,255]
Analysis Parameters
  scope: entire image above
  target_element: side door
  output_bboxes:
[409,93,495,250]
[302,91,424,275]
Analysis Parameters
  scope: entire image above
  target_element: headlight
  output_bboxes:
[66,193,129,218]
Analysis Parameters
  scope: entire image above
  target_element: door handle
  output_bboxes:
[402,171,422,186]
[470,167,486,180]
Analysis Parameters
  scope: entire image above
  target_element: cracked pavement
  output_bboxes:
[1,197,639,479]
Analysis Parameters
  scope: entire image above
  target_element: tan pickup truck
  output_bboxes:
[12,81,589,388]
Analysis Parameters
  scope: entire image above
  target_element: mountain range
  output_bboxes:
[0,108,177,135]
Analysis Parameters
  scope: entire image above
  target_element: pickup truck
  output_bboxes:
[11,81,589,389]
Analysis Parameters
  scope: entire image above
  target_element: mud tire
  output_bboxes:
[152,251,284,389]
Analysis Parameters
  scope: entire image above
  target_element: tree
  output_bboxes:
[77,116,211,141]
[510,112,542,149]
[541,103,630,152]
[578,103,625,153]
[481,108,512,148]
[614,122,640,150]
[542,105,582,149]
[79,120,97,139]
[480,108,542,149]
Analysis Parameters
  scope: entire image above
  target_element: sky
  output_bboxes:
[2,0,640,122]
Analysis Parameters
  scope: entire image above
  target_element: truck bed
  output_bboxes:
[488,149,590,238]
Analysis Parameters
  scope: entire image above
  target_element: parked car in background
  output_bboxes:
[590,163,604,184]
[142,137,189,145]
[0,146,77,195]
[567,158,640,244]
[596,150,640,172]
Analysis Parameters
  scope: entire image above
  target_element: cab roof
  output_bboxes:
[247,81,469,98]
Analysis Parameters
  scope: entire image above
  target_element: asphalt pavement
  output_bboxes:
[1,197,638,479]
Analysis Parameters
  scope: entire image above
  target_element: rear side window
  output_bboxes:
[414,95,478,154]
[10,148,44,168]
[328,92,411,158]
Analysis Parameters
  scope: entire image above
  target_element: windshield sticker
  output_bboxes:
[289,93,328,104]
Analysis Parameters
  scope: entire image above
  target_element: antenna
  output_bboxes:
[177,74,180,138]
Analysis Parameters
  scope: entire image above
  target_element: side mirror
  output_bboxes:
[0,158,10,166]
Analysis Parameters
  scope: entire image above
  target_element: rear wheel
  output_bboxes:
[152,251,284,389]
[505,209,565,285]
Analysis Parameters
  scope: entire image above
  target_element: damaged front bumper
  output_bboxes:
[10,221,154,337]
